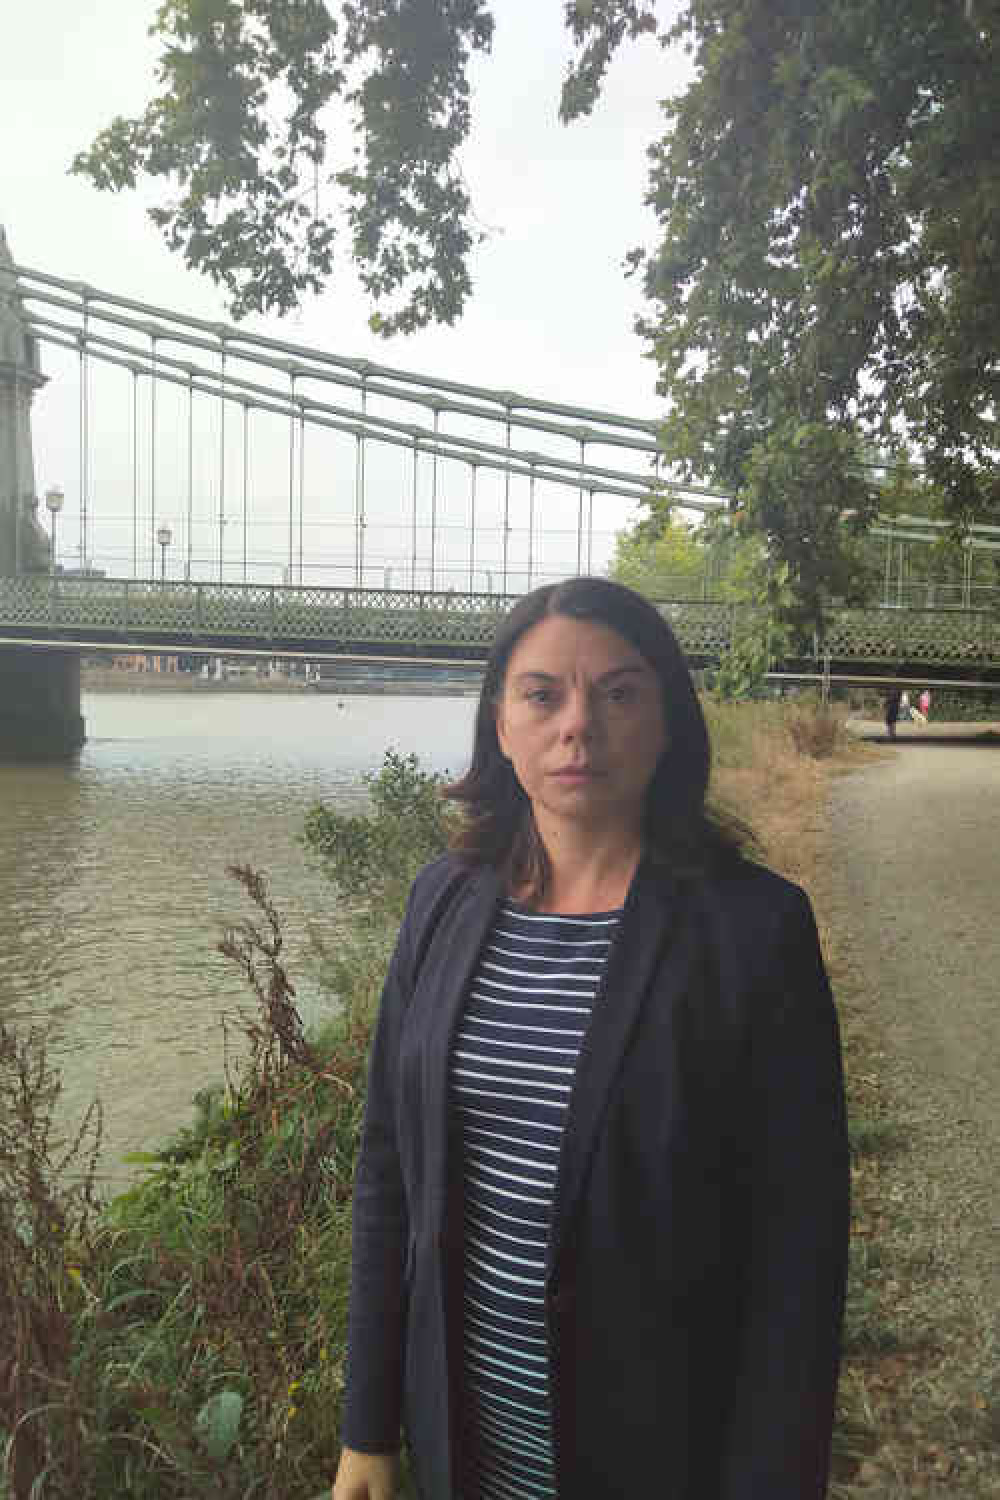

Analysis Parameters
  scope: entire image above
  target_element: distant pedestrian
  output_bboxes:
[886,687,902,740]
[919,689,931,721]
[899,690,912,722]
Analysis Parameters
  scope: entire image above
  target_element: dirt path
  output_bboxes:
[827,732,1000,1471]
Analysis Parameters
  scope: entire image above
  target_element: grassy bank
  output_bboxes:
[1,703,984,1496]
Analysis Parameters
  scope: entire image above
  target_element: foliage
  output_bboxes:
[0,867,375,1499]
[640,0,1000,623]
[70,1,655,332]
[704,625,773,701]
[784,698,851,760]
[610,503,778,603]
[302,748,454,931]
[609,513,713,598]
[0,1019,102,1496]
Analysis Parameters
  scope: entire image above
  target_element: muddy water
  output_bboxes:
[0,691,477,1188]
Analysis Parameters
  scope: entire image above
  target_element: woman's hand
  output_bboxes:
[331,1446,399,1500]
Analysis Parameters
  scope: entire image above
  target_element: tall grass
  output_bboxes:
[0,873,375,1498]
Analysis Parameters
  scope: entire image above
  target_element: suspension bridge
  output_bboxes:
[1,225,998,757]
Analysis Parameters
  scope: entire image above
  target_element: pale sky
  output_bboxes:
[3,2,694,589]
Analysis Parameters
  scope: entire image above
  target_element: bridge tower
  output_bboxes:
[0,225,85,758]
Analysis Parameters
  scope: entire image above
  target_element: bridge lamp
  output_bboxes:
[44,487,64,574]
[156,524,173,584]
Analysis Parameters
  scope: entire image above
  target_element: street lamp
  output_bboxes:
[44,487,64,574]
[156,524,172,584]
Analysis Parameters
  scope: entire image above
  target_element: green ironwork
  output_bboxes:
[0,575,997,667]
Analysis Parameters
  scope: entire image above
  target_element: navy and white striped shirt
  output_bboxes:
[447,900,622,1500]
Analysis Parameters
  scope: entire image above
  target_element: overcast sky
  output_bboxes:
[3,2,694,588]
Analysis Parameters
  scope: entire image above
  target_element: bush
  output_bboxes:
[0,1019,102,1497]
[704,628,772,701]
[302,748,454,928]
[785,699,850,759]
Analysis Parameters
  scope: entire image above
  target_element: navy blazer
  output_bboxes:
[342,852,850,1499]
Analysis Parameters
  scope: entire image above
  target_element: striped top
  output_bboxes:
[447,900,622,1500]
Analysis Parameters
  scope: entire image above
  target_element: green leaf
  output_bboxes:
[195,1388,243,1461]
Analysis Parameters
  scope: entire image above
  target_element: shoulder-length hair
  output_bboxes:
[444,576,750,899]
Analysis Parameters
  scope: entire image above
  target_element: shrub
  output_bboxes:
[785,699,850,759]
[704,627,772,701]
[0,1019,101,1497]
[302,748,453,928]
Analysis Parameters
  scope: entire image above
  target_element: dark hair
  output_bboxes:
[445,576,750,897]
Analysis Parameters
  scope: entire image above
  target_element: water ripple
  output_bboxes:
[0,690,476,1187]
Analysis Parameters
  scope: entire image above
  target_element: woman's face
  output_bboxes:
[494,613,668,836]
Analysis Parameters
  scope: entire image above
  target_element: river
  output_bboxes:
[0,690,478,1190]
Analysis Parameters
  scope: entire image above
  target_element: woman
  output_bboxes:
[885,687,902,740]
[333,578,850,1500]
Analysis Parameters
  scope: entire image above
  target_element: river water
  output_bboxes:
[0,691,477,1190]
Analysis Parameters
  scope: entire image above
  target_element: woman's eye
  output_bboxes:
[607,685,635,704]
[525,688,552,704]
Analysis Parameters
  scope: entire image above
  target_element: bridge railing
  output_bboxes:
[0,575,521,649]
[0,575,997,666]
[820,607,999,666]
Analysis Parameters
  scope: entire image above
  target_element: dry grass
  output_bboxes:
[708,701,848,889]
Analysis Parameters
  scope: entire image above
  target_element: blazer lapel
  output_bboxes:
[545,860,687,1280]
[419,863,502,1217]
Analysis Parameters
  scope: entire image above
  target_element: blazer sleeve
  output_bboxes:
[721,886,851,1499]
[340,897,416,1454]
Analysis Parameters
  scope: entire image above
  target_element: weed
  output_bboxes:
[849,1117,907,1161]
[0,1017,102,1497]
[786,699,852,759]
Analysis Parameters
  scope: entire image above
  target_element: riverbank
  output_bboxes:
[81,666,480,696]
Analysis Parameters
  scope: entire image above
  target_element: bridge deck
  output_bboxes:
[0,575,997,675]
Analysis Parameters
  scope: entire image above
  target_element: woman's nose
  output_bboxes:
[558,689,595,741]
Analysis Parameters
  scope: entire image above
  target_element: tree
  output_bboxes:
[73,1,1000,622]
[72,0,655,332]
[609,514,709,598]
[639,0,1000,624]
[609,508,771,602]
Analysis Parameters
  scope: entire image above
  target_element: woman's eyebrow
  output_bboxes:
[596,665,647,684]
[510,665,647,687]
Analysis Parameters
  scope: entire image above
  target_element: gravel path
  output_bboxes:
[827,730,1000,1376]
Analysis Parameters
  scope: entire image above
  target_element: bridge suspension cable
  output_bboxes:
[10,258,746,593]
